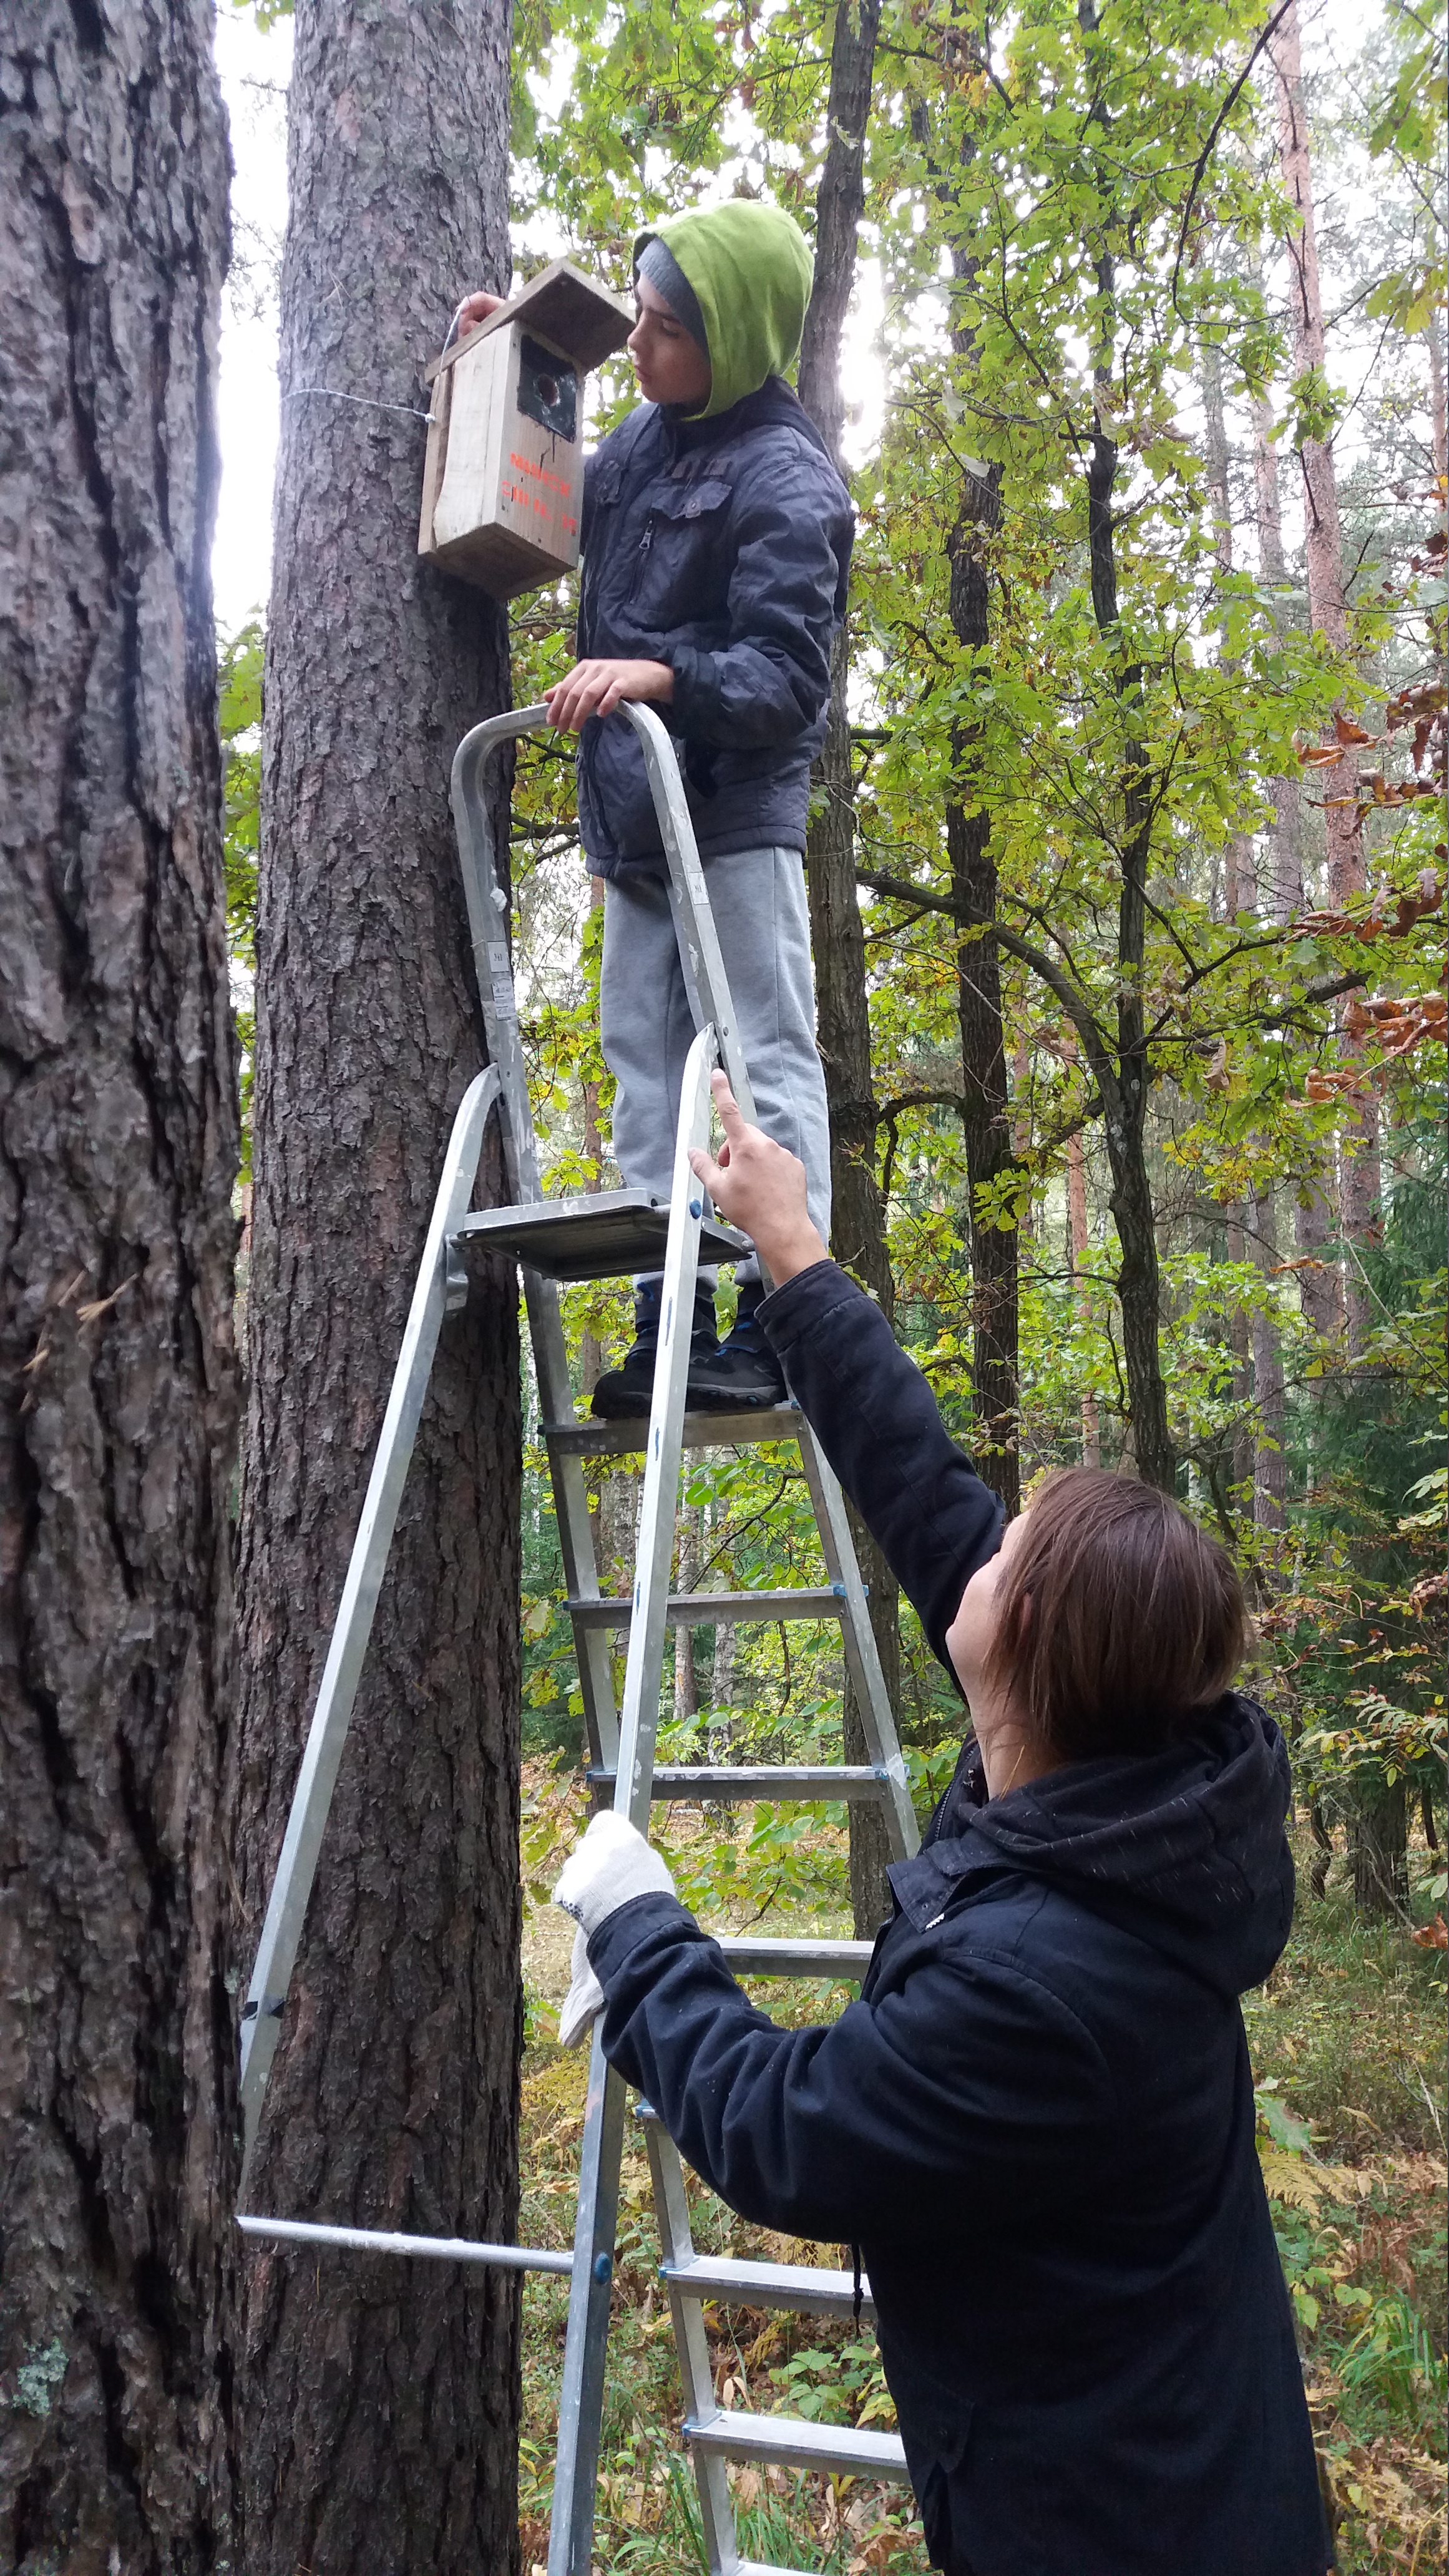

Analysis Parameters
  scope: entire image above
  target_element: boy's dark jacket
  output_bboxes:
[575,382,852,875]
[587,1263,1330,2576]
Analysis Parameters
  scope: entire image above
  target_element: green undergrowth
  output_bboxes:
[517,1778,1446,2575]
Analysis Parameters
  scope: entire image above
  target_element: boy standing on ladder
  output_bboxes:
[456,201,853,1416]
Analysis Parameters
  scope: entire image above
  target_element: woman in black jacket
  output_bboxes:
[552,1078,1331,2576]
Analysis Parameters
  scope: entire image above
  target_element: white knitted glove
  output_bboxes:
[557,1926,605,2051]
[552,1809,677,1934]
[552,1811,678,2051]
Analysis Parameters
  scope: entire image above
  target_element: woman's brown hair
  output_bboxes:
[980,1468,1250,1761]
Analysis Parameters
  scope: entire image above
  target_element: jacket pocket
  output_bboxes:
[627,477,733,613]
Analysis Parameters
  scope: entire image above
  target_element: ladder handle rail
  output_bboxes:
[238,2215,574,2275]
[449,704,550,1209]
[238,1065,502,2187]
[449,703,621,1765]
[617,700,759,1128]
[449,695,756,1186]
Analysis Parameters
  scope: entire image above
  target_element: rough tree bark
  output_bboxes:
[0,3,239,2564]
[798,0,896,1931]
[1271,0,1379,1352]
[235,1,522,2567]
[1349,1776,1410,1919]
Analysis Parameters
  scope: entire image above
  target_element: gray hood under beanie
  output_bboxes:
[634,235,710,353]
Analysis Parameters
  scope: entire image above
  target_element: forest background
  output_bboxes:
[207,0,1448,2563]
[13,0,1442,2565]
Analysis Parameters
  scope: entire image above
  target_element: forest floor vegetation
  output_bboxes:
[515,1762,1447,2575]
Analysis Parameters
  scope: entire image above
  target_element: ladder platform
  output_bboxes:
[663,2251,876,2323]
[683,2404,909,2482]
[567,1585,847,1629]
[590,1764,889,1803]
[454,1190,748,1282]
[544,1403,804,1455]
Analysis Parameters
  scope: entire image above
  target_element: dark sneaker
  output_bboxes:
[590,1339,663,1418]
[591,1277,721,1420]
[683,1339,788,1408]
[686,1277,787,1408]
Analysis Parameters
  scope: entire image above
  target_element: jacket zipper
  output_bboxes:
[626,518,655,600]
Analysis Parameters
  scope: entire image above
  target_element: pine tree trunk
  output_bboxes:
[947,464,1020,1518]
[1085,403,1174,1494]
[0,3,240,2561]
[234,2,522,2567]
[797,0,896,1930]
[1249,1212,1289,1539]
[1066,1132,1102,1466]
[1271,0,1378,1352]
[1252,384,1343,1349]
[1350,1775,1409,1919]
[1201,343,1255,915]
[1428,308,1448,484]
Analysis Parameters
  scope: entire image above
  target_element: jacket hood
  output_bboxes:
[891,1693,1295,1999]
[635,202,814,421]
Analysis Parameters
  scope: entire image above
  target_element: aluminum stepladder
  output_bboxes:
[237,701,919,2576]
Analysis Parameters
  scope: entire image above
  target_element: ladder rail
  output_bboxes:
[793,1429,920,1864]
[546,1022,721,2576]
[451,705,620,1764]
[643,2102,744,2576]
[238,1064,501,2188]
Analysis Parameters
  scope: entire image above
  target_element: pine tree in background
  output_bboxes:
[233,0,524,2562]
[1271,0,1382,1353]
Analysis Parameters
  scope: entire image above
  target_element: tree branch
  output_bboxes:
[1169,0,1297,318]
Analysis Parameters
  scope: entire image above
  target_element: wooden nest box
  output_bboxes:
[418,259,633,601]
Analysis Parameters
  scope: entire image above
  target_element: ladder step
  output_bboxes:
[590,1764,889,1804]
[567,1586,847,1628]
[738,2565,829,2576]
[663,2252,875,2323]
[683,2405,909,2482]
[454,1190,748,1282]
[737,2564,829,2576]
[237,2214,573,2274]
[544,1404,804,1455]
[716,1937,876,1978]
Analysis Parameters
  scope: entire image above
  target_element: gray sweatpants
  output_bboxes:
[599,846,832,1271]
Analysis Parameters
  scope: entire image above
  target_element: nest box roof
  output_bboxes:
[427,258,635,383]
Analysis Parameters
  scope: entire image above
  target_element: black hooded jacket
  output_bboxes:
[575,381,853,876]
[586,1262,1330,2576]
